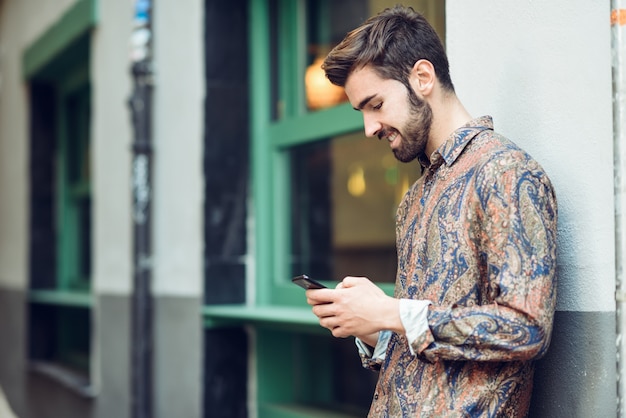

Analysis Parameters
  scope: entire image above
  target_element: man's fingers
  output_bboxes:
[305,288,337,305]
[319,317,349,338]
[330,326,350,338]
[312,302,337,318]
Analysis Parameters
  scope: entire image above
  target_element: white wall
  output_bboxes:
[91,1,134,295]
[447,0,615,312]
[152,0,205,296]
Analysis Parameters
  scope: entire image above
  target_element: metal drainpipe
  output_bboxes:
[129,0,154,417]
[614,3,626,417]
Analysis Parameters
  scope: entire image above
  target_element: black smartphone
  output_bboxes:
[292,274,327,290]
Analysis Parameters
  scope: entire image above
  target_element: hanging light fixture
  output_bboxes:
[305,55,347,110]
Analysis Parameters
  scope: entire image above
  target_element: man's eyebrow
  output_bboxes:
[354,94,377,111]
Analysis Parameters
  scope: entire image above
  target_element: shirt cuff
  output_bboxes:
[399,299,432,355]
[355,330,392,361]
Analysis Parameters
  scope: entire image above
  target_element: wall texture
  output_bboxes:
[91,0,133,296]
[152,0,205,297]
[447,1,615,416]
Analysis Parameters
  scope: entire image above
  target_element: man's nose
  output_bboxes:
[363,114,382,138]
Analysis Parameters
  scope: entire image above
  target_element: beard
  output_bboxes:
[390,87,433,163]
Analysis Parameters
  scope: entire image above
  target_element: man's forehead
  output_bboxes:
[345,65,380,87]
[345,67,381,102]
[345,66,397,108]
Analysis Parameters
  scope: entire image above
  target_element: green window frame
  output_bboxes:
[250,0,395,308]
[26,0,96,307]
[247,5,395,415]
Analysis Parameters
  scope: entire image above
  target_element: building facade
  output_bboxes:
[0,0,616,417]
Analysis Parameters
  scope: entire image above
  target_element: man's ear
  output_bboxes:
[409,59,436,97]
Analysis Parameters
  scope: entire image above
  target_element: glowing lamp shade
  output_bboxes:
[305,56,347,110]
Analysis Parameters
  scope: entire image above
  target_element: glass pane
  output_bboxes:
[58,306,92,375]
[268,0,281,120]
[64,84,92,289]
[29,304,92,377]
[290,132,421,283]
[78,197,92,286]
[65,85,91,184]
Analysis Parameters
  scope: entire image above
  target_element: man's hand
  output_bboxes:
[305,276,403,339]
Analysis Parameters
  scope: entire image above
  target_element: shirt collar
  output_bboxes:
[423,116,494,169]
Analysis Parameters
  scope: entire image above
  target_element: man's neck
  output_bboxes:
[425,92,472,159]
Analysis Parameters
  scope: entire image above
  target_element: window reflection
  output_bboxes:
[290,132,421,283]
[287,0,444,283]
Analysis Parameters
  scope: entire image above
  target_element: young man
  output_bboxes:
[305,6,558,417]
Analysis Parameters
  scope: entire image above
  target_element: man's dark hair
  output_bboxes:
[323,6,454,93]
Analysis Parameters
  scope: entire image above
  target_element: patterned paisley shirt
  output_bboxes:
[363,116,558,417]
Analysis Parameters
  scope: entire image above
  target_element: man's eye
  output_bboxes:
[373,102,383,110]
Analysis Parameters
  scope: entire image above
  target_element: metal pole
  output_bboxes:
[129,1,154,417]
[613,3,626,417]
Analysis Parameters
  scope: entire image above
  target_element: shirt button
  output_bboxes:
[374,393,379,400]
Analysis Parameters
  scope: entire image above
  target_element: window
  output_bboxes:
[254,0,445,303]
[246,1,446,416]
[29,49,93,379]
[25,3,96,393]
[199,1,446,416]
[289,130,420,284]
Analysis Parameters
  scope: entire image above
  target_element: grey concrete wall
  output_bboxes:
[153,295,203,418]
[96,294,203,418]
[0,292,203,418]
[95,294,131,418]
[0,289,27,417]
